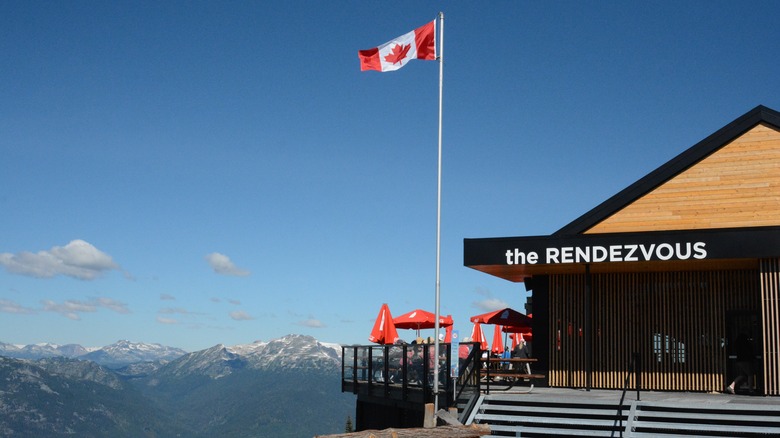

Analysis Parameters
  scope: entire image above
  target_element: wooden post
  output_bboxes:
[423,403,436,428]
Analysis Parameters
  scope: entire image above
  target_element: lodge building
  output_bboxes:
[464,105,780,395]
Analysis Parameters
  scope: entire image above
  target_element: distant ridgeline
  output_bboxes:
[0,334,354,438]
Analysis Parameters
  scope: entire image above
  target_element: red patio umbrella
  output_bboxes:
[470,322,488,350]
[491,324,504,354]
[394,309,453,329]
[502,313,532,345]
[368,303,399,345]
[444,324,453,343]
[509,333,520,349]
[503,324,532,334]
[471,307,532,327]
[393,309,454,339]
[509,331,533,348]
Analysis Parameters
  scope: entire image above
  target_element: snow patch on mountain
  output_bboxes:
[0,341,93,360]
[247,334,341,371]
[80,340,187,368]
[225,339,267,356]
[151,334,343,381]
[156,344,247,380]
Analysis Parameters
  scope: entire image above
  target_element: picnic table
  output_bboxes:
[481,358,545,394]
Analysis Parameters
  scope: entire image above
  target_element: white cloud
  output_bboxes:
[41,299,95,320]
[160,293,176,301]
[205,252,250,277]
[158,307,200,315]
[229,310,254,321]
[156,316,179,325]
[470,287,510,312]
[472,297,509,312]
[297,318,326,328]
[41,297,131,320]
[0,299,36,315]
[93,297,130,314]
[0,240,119,280]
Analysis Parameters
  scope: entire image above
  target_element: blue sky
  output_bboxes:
[2,1,779,352]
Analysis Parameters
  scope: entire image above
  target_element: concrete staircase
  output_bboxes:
[469,392,780,437]
[626,401,780,437]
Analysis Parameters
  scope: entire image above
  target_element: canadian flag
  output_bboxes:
[358,20,436,72]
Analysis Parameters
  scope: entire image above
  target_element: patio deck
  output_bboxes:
[479,385,780,406]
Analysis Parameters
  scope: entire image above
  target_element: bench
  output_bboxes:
[486,373,545,380]
[481,358,545,393]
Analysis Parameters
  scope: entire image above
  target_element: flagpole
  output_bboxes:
[433,10,444,415]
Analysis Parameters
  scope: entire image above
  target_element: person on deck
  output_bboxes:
[512,338,532,375]
[725,333,754,394]
[458,338,471,368]
[512,338,531,359]
[501,347,512,370]
[410,346,424,385]
[388,339,405,383]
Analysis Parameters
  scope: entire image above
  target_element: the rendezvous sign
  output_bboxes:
[464,226,780,267]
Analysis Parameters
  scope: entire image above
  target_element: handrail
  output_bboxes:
[341,342,481,409]
[614,352,640,438]
[453,344,480,404]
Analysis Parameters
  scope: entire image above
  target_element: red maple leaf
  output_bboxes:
[384,43,411,65]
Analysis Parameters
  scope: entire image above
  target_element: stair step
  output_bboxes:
[485,393,625,406]
[476,413,622,427]
[634,409,780,424]
[627,433,729,438]
[637,400,780,413]
[506,425,619,438]
[631,420,780,435]
[481,403,627,417]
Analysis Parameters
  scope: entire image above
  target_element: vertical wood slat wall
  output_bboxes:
[761,258,780,395]
[549,270,760,393]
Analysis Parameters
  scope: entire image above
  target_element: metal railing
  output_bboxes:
[341,342,480,408]
[615,352,641,438]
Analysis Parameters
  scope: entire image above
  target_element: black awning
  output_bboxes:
[464,226,780,282]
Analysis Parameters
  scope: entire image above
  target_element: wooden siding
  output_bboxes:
[548,270,760,393]
[761,258,780,395]
[586,124,780,233]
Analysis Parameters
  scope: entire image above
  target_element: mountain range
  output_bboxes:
[0,335,354,437]
[0,339,187,367]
